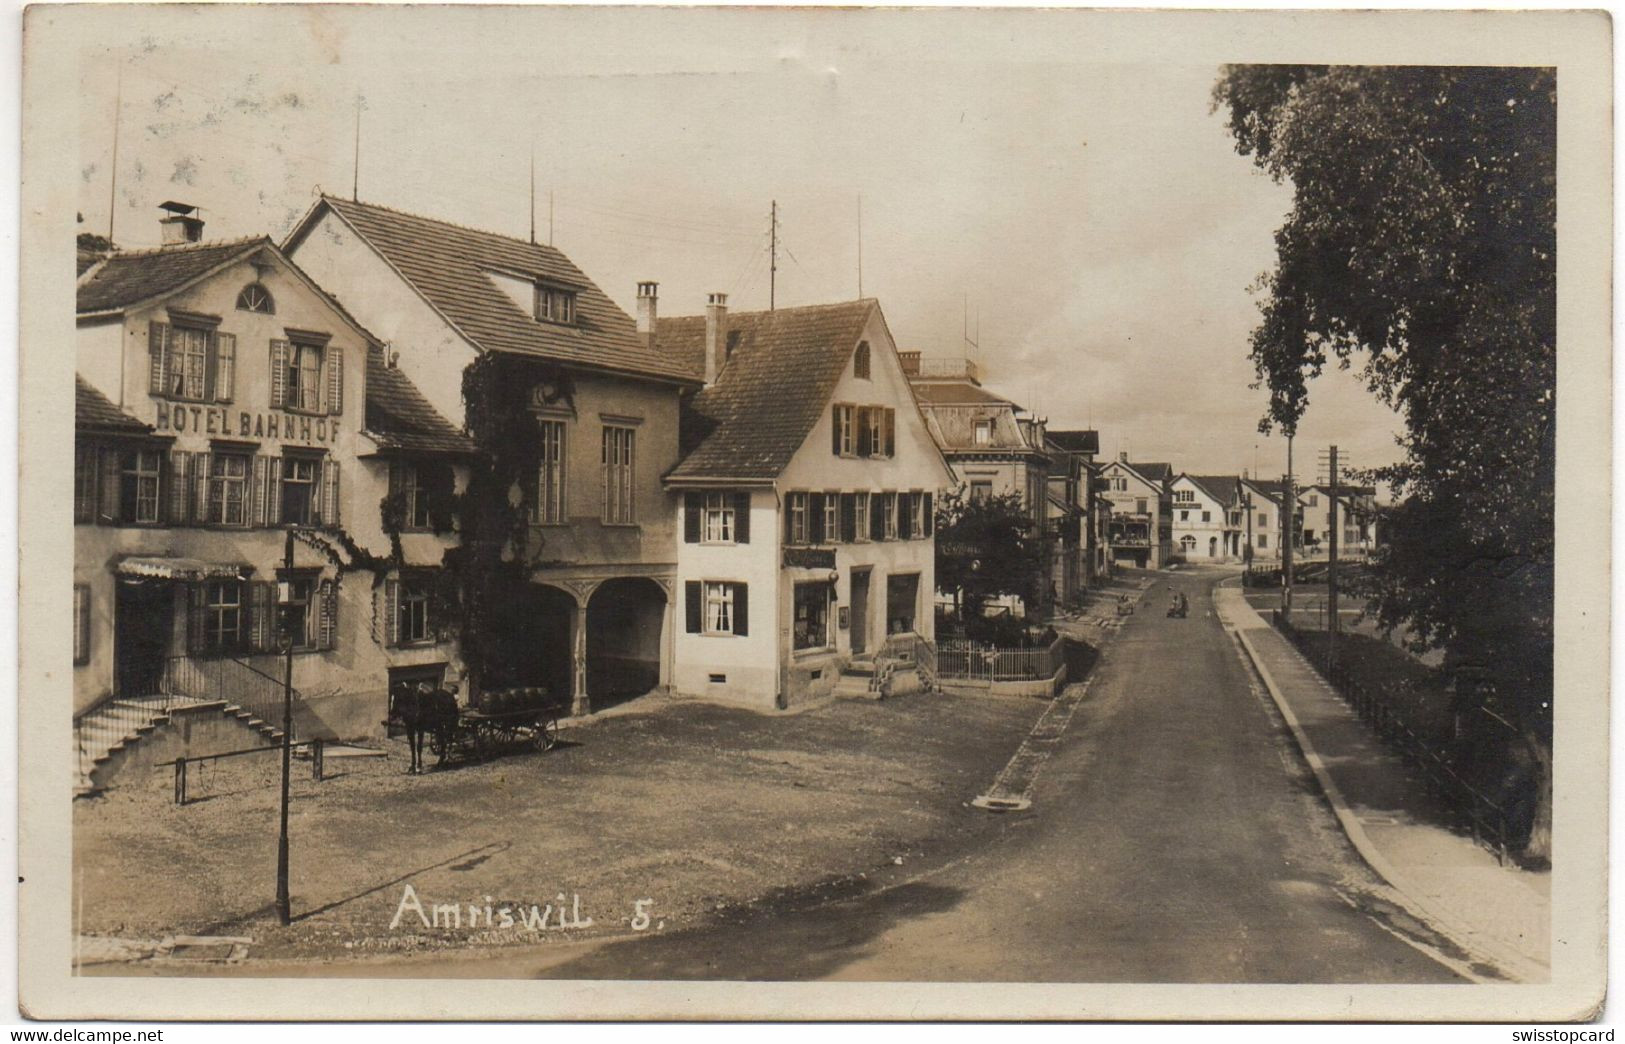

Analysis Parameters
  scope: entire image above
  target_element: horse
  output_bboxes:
[392,681,460,774]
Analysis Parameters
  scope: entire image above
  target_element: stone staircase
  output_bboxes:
[833,658,882,700]
[74,695,286,796]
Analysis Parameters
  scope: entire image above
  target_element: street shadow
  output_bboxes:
[535,878,965,981]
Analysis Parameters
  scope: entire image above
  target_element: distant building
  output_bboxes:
[1239,476,1291,562]
[1099,455,1173,568]
[901,352,1054,610]
[661,299,954,710]
[1046,429,1107,596]
[1170,474,1244,562]
[1297,484,1380,558]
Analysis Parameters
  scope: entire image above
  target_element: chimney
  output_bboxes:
[1119,450,1128,463]
[158,201,204,245]
[899,350,921,377]
[635,281,658,346]
[703,291,728,384]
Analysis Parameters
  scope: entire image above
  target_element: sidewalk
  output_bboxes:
[1213,585,1551,983]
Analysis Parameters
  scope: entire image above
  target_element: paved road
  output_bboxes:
[404,570,1467,983]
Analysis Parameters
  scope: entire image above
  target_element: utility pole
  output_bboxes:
[528,148,536,245]
[769,199,778,311]
[276,527,295,926]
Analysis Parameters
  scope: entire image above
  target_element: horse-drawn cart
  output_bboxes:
[388,684,563,772]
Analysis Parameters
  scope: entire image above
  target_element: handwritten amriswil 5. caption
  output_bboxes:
[388,884,663,936]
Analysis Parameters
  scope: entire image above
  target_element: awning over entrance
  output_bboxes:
[114,557,253,582]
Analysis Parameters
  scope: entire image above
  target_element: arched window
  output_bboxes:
[236,283,275,314]
[854,341,871,379]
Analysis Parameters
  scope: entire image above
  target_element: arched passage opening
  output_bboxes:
[586,578,666,711]
[482,582,576,703]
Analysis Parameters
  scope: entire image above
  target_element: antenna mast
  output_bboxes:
[770,199,778,311]
[857,194,863,299]
[107,66,122,243]
[528,147,536,244]
[351,96,361,201]
[549,191,554,247]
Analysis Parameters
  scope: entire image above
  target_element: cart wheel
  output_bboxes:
[474,727,496,760]
[534,715,560,752]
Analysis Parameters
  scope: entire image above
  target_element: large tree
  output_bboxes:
[934,487,1050,623]
[1213,66,1555,859]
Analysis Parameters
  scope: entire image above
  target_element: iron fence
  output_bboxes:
[938,636,1065,682]
[1270,610,1513,863]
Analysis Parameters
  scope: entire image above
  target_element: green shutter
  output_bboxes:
[326,346,343,416]
[214,332,236,403]
[809,493,826,544]
[269,339,289,408]
[732,583,748,636]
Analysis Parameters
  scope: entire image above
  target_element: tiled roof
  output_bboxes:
[76,237,267,314]
[661,300,877,482]
[295,197,697,385]
[910,381,1017,407]
[1185,474,1241,504]
[1047,429,1100,454]
[76,375,150,434]
[364,346,478,456]
[77,248,109,277]
[1242,478,1289,503]
[1129,461,1174,484]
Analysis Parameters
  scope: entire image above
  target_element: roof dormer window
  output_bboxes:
[536,285,577,325]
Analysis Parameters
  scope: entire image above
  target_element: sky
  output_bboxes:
[74,6,1407,485]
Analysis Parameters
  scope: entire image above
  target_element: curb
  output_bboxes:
[1229,621,1550,984]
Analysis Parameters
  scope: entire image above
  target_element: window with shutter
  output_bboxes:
[840,493,856,543]
[97,448,120,523]
[897,492,913,539]
[856,407,872,457]
[251,455,269,526]
[733,583,748,636]
[684,581,702,634]
[321,458,340,525]
[168,451,191,526]
[733,492,751,544]
[823,493,840,544]
[683,492,702,543]
[187,583,207,654]
[251,581,274,652]
[883,408,896,457]
[74,444,98,524]
[215,332,236,403]
[870,493,885,541]
[854,492,870,542]
[326,347,343,415]
[384,578,401,647]
[148,322,169,396]
[269,339,290,408]
[923,492,934,536]
[809,493,826,544]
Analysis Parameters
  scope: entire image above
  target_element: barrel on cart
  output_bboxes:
[430,686,564,763]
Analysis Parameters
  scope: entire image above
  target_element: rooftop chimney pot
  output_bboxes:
[635,281,658,347]
[703,292,729,385]
[158,201,204,245]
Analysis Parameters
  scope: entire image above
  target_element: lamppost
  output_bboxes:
[275,525,295,926]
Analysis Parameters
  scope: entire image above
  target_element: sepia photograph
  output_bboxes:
[15,3,1610,1023]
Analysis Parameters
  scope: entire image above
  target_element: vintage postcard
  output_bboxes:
[16,3,1611,1022]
